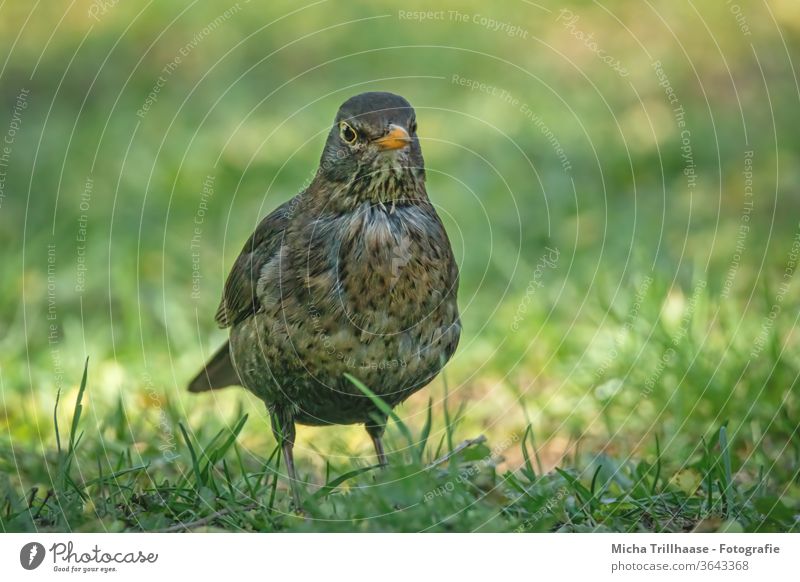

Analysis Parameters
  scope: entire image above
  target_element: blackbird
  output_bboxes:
[188,92,461,507]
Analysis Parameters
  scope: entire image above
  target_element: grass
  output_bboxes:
[1,379,795,533]
[2,275,798,533]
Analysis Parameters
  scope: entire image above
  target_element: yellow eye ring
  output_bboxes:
[339,121,357,144]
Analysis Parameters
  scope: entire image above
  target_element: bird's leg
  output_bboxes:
[269,407,303,511]
[366,417,388,467]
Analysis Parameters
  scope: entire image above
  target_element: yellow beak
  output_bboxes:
[374,124,411,150]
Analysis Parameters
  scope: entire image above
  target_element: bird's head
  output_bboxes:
[317,92,425,205]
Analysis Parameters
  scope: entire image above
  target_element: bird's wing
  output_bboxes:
[214,195,298,328]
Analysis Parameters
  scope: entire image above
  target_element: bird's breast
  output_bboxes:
[235,200,460,407]
[301,203,451,332]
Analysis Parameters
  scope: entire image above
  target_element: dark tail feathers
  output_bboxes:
[188,341,241,393]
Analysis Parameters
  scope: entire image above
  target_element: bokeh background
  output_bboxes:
[1,0,798,531]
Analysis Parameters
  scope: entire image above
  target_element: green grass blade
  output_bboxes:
[590,464,603,497]
[233,442,256,499]
[651,433,662,494]
[555,468,593,509]
[719,424,736,518]
[520,424,537,481]
[344,374,413,446]
[311,465,378,501]
[178,423,203,488]
[53,389,62,457]
[205,414,249,469]
[267,445,281,513]
[416,397,434,462]
[441,364,454,455]
[68,358,89,456]
[83,464,148,488]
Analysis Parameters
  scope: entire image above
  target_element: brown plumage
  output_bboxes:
[188,92,461,508]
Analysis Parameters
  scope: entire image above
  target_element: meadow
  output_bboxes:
[1,0,798,532]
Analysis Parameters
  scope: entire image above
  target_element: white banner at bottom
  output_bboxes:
[0,533,796,580]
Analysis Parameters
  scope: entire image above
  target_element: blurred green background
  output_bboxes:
[1,0,799,530]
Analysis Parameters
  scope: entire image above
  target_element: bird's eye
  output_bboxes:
[409,119,417,134]
[339,122,357,144]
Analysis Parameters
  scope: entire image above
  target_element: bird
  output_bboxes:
[188,92,461,509]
